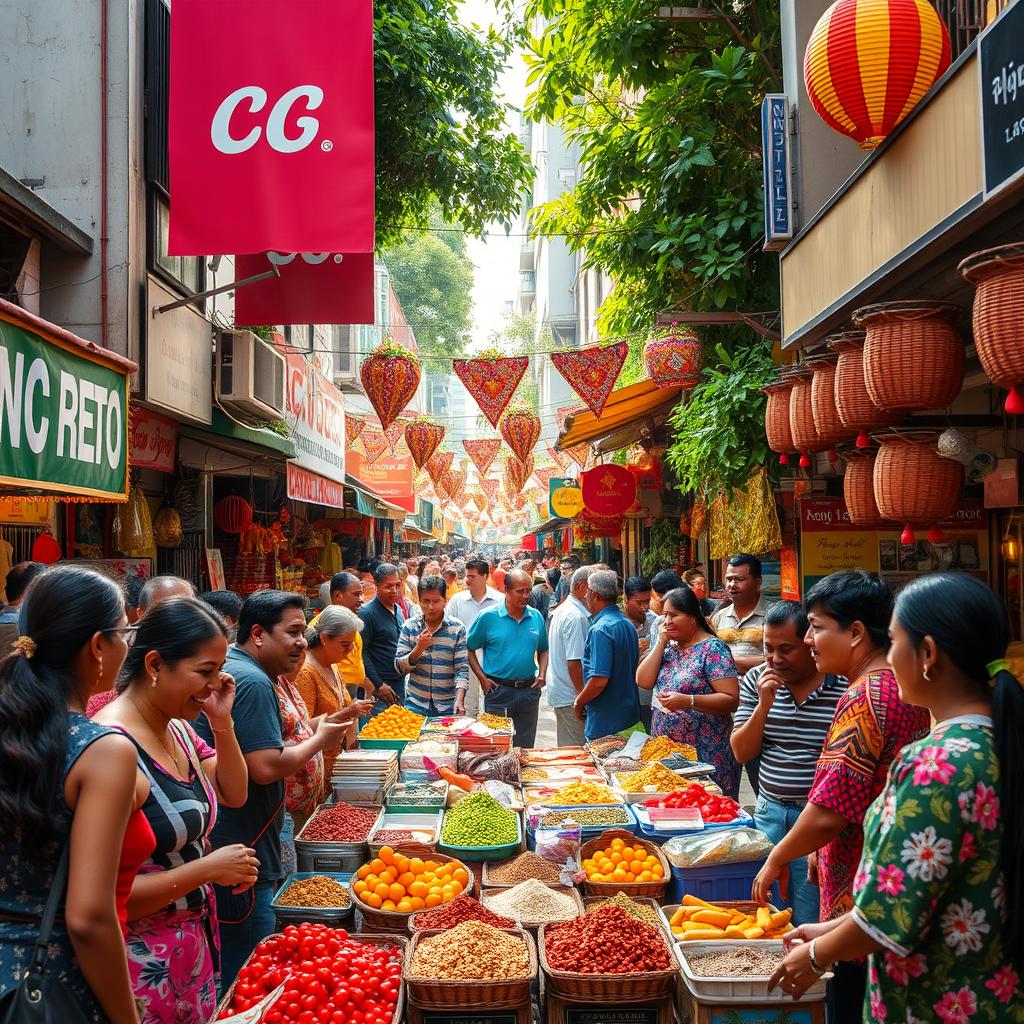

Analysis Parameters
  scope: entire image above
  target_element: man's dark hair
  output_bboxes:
[373,562,399,585]
[465,558,490,576]
[624,575,651,599]
[237,590,307,645]
[650,570,684,597]
[330,571,360,594]
[804,570,893,650]
[545,566,561,589]
[764,599,809,637]
[418,575,447,599]
[727,553,762,579]
[560,554,582,569]
[5,562,46,605]
[198,589,244,624]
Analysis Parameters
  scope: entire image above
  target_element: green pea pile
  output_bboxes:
[441,792,518,847]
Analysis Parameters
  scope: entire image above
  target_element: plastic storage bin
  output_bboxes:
[271,872,354,930]
[668,857,769,905]
[295,805,384,873]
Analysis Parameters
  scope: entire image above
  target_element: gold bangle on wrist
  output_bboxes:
[210,724,235,734]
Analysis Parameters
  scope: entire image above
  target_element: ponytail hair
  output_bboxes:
[893,572,1024,967]
[117,597,228,693]
[0,565,125,846]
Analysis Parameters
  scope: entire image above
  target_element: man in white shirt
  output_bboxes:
[447,557,502,715]
[545,566,594,746]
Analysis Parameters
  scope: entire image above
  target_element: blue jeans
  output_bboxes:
[405,698,456,717]
[754,794,820,925]
[484,684,541,748]
[218,879,277,990]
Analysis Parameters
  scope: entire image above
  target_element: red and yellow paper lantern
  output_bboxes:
[804,0,951,151]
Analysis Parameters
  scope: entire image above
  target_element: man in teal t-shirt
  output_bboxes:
[467,569,549,747]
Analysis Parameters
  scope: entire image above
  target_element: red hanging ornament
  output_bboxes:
[900,524,916,545]
[799,452,811,468]
[359,340,421,431]
[779,454,790,465]
[454,352,529,427]
[926,525,946,544]
[404,419,446,471]
[360,428,389,465]
[644,324,701,389]
[500,406,542,463]
[855,430,871,449]
[213,495,254,534]
[550,341,628,417]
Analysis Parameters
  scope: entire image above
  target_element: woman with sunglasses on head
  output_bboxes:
[0,566,147,1023]
[770,573,1024,1021]
[94,598,252,1024]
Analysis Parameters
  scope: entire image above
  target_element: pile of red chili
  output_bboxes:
[413,894,514,930]
[544,906,670,974]
[301,803,380,843]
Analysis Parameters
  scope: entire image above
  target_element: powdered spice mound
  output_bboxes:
[544,906,671,974]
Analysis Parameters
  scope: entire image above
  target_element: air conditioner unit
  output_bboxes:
[215,330,286,420]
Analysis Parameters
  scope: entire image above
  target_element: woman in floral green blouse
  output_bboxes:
[770,573,1024,1022]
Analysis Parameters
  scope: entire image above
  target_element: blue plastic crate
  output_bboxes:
[668,857,776,905]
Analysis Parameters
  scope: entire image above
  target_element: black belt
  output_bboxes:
[489,676,535,689]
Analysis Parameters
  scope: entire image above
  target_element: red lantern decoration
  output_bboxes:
[581,464,638,517]
[828,331,900,448]
[404,419,445,471]
[359,340,421,431]
[500,406,542,464]
[213,495,254,534]
[644,324,701,389]
[804,0,951,151]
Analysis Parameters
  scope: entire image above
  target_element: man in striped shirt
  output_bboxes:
[396,575,470,716]
[730,600,846,925]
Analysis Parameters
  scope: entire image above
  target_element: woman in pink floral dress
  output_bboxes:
[770,573,1024,1023]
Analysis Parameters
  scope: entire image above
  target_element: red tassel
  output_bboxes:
[1006,386,1024,415]
[927,525,946,544]
[900,524,915,545]
[799,452,811,468]
[827,449,839,463]
[856,430,870,449]
[779,453,789,465]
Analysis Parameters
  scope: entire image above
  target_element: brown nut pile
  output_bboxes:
[411,921,530,980]
[685,946,785,977]
[276,875,351,908]
[487,851,561,886]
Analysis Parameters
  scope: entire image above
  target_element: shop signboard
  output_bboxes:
[979,0,1024,198]
[760,93,794,250]
[168,0,375,256]
[0,311,130,500]
[346,446,415,513]
[281,345,346,485]
[549,476,583,518]
[234,251,375,326]
[0,497,52,525]
[581,464,637,517]
[800,496,989,595]
[130,408,178,473]
[286,462,347,509]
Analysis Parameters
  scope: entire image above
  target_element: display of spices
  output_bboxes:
[483,879,580,923]
[440,792,518,847]
[546,781,619,805]
[412,894,515,930]
[588,892,660,928]
[544,906,671,974]
[476,712,514,731]
[300,803,380,843]
[359,704,425,740]
[371,828,424,845]
[275,875,351,909]
[487,851,562,886]
[539,807,630,828]
[614,762,690,793]
[684,946,785,977]
[411,921,530,980]
[639,736,698,763]
[386,783,447,807]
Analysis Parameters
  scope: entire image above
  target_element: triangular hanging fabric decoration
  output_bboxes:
[444,469,467,507]
[566,444,591,471]
[481,477,500,504]
[454,355,529,427]
[361,428,389,465]
[533,465,560,490]
[471,492,487,513]
[426,450,455,486]
[550,341,628,418]
[384,421,407,455]
[346,415,365,443]
[463,439,502,477]
[546,445,571,471]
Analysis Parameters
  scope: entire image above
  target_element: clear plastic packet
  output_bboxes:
[662,826,774,868]
[535,823,582,871]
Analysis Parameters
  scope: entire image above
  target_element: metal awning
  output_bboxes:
[401,519,433,542]
[527,515,570,536]
[556,379,684,454]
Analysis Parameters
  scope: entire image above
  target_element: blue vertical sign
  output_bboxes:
[761,94,793,252]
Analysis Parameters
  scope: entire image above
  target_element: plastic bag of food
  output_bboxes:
[458,750,521,784]
[535,823,581,869]
[663,826,774,868]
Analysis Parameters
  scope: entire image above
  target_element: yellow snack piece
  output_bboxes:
[639,736,698,763]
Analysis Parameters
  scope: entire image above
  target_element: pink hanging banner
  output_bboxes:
[168,0,375,256]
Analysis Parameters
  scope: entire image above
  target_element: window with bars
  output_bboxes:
[144,0,170,193]
[934,0,1010,59]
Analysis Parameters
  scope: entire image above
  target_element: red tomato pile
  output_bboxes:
[644,788,741,823]
[218,923,401,1024]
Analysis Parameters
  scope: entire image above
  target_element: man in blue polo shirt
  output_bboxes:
[574,570,641,739]
[466,568,549,747]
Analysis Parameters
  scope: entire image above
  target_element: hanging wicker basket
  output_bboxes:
[843,449,887,527]
[959,243,1024,414]
[807,352,852,448]
[873,431,963,541]
[788,365,821,467]
[854,301,965,412]
[761,373,797,464]
[828,331,900,448]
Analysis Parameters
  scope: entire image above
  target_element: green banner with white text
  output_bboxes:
[0,317,130,500]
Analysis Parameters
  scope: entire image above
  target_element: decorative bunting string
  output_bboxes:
[453,355,529,427]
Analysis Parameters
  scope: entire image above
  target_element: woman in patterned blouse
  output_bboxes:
[770,573,1024,1022]
[751,570,929,1023]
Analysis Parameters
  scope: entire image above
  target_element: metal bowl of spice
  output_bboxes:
[271,872,354,926]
